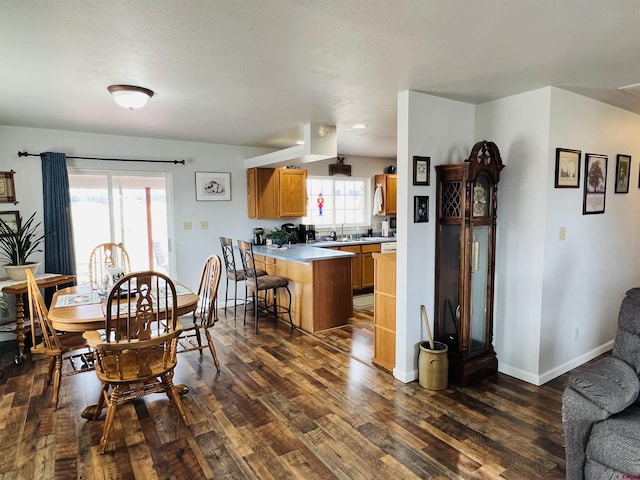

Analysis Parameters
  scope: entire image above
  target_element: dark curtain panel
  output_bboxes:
[41,152,76,276]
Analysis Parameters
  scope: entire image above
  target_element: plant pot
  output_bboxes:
[4,262,41,281]
[418,341,449,390]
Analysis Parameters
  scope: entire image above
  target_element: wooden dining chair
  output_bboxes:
[25,269,93,410]
[84,271,189,454]
[88,242,131,288]
[237,240,294,334]
[177,254,222,370]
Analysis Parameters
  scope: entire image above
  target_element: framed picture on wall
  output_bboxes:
[413,156,430,186]
[0,210,19,235]
[414,195,429,223]
[615,154,631,193]
[555,148,581,188]
[0,171,17,203]
[583,153,607,215]
[195,172,231,201]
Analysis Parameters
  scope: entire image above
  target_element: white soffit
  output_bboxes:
[243,124,337,169]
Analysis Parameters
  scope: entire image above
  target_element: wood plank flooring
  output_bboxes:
[0,307,577,479]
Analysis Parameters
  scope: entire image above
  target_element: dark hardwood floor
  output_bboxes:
[0,306,575,479]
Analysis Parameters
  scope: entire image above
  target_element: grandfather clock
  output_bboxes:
[434,140,504,385]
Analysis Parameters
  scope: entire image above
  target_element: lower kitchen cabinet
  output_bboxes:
[331,243,380,291]
[372,252,396,371]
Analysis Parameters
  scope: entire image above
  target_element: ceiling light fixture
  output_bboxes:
[352,123,367,129]
[107,84,154,110]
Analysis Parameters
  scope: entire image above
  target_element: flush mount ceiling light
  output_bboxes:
[107,84,154,110]
[352,123,367,129]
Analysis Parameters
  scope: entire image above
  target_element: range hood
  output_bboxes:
[243,123,336,169]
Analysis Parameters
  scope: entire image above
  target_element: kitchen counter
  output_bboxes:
[252,244,353,333]
[311,237,396,248]
[252,243,355,263]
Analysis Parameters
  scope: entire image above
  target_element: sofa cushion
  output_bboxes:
[613,288,640,375]
[569,357,640,414]
[586,404,640,475]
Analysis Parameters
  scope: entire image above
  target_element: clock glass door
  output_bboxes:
[469,225,489,355]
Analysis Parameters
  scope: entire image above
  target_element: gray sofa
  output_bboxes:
[562,288,640,479]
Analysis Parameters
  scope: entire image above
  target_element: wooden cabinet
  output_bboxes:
[373,174,397,215]
[247,167,307,219]
[372,252,396,371]
[332,243,380,291]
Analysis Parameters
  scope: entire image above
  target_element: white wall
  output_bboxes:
[475,87,552,383]
[0,125,270,293]
[395,90,475,382]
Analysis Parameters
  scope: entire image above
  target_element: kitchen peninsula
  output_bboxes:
[252,238,395,333]
[252,244,354,332]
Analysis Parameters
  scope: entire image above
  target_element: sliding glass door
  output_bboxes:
[68,169,173,283]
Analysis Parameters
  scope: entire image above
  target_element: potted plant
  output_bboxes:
[266,227,297,246]
[0,212,46,280]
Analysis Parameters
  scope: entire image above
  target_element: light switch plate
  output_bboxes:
[184,221,192,230]
[559,227,566,240]
[200,221,209,230]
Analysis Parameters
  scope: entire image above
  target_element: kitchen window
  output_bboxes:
[303,177,368,227]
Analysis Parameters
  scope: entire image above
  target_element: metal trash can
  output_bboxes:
[418,341,449,390]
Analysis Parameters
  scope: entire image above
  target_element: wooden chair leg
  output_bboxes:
[99,386,120,454]
[51,356,63,410]
[194,328,203,352]
[93,383,109,420]
[204,329,220,371]
[163,373,189,426]
[46,356,56,385]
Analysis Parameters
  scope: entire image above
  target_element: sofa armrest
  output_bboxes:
[562,357,640,480]
[568,356,639,414]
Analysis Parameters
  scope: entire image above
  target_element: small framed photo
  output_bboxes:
[615,154,631,194]
[0,210,20,235]
[583,153,607,215]
[555,148,581,188]
[413,156,430,186]
[0,170,17,203]
[195,172,231,201]
[414,195,429,223]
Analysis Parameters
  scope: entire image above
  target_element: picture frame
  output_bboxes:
[555,148,581,188]
[0,210,20,235]
[0,170,17,203]
[413,156,430,186]
[615,154,631,194]
[195,172,231,201]
[413,195,429,223]
[583,153,607,215]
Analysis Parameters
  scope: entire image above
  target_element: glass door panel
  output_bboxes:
[469,225,489,355]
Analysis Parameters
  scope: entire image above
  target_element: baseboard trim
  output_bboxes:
[499,340,614,386]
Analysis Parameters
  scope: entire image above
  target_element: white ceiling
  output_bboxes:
[2,1,640,159]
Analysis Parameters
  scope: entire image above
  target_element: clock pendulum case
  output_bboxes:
[434,140,505,385]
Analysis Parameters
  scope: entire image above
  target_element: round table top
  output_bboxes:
[49,284,199,332]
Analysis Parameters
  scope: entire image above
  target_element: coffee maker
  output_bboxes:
[253,227,264,245]
[281,223,298,243]
[298,224,316,243]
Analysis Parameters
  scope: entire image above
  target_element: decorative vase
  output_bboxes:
[3,262,41,281]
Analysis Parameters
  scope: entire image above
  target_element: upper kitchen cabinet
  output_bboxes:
[373,174,397,216]
[247,167,307,219]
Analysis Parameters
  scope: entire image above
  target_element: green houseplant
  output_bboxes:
[266,227,297,246]
[0,212,46,280]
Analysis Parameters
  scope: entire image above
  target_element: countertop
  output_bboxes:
[252,237,396,263]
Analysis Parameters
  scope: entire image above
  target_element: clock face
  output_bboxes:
[473,184,488,216]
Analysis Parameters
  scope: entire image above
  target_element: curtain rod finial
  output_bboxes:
[18,151,28,157]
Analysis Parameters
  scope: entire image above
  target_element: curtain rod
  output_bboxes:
[17,151,186,165]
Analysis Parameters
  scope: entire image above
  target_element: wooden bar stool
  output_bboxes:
[237,240,294,334]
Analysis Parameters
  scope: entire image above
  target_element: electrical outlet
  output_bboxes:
[183,221,192,230]
[200,221,209,230]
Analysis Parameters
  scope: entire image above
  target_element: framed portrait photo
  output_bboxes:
[413,156,430,186]
[0,170,17,203]
[583,153,607,215]
[555,148,581,188]
[195,172,231,201]
[413,195,429,223]
[615,154,631,194]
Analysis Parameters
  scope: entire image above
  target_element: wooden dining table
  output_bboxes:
[48,283,200,332]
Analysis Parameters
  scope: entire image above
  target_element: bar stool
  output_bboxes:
[219,236,265,319]
[237,240,294,334]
